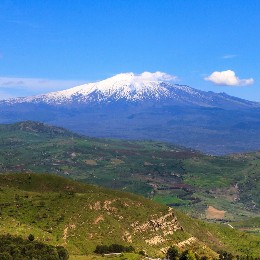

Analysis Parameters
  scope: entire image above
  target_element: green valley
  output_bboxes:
[0,121,259,222]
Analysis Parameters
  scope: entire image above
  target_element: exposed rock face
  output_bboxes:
[131,208,182,245]
[177,237,197,248]
[88,199,183,246]
[146,235,165,245]
[123,231,132,243]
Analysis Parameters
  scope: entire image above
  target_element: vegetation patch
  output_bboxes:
[0,121,259,221]
[0,234,68,260]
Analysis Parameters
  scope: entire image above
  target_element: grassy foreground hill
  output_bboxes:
[0,173,260,258]
[0,121,259,222]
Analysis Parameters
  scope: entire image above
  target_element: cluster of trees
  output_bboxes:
[0,234,68,260]
[218,250,260,260]
[166,247,197,260]
[166,247,260,260]
[94,243,135,254]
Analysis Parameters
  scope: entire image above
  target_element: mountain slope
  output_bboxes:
[0,173,259,258]
[0,173,207,258]
[0,72,260,154]
[0,121,259,222]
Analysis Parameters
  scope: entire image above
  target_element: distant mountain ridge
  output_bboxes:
[0,72,260,154]
[2,72,260,109]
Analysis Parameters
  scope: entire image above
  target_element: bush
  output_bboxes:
[94,244,135,254]
[94,245,109,254]
[166,246,179,260]
[218,250,234,260]
[179,250,196,260]
[139,250,146,256]
[56,246,69,260]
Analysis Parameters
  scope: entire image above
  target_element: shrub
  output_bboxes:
[56,246,69,260]
[94,245,109,254]
[94,244,135,254]
[179,250,196,260]
[166,246,179,260]
[139,250,146,256]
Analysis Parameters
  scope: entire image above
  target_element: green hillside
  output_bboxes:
[232,217,260,236]
[0,173,259,258]
[0,121,259,223]
[0,173,207,258]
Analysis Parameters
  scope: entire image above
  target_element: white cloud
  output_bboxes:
[0,76,86,94]
[204,70,254,86]
[135,71,178,82]
[221,54,237,59]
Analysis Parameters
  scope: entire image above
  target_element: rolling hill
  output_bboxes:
[0,173,259,258]
[0,121,259,223]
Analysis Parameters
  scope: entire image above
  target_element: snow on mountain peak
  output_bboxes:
[14,72,181,104]
[3,71,224,106]
[1,72,259,109]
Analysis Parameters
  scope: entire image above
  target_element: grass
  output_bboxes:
[153,195,189,206]
[231,217,260,236]
[0,173,187,257]
[0,173,259,258]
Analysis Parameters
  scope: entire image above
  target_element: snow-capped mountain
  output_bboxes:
[0,72,260,155]
[2,72,259,108]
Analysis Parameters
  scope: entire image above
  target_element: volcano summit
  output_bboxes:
[3,72,259,108]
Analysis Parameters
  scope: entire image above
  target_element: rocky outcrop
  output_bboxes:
[131,208,183,245]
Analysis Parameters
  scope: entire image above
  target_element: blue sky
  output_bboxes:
[0,0,260,101]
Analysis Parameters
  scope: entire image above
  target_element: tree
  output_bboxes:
[94,245,109,254]
[218,250,234,260]
[56,246,69,260]
[166,246,179,260]
[179,250,196,260]
[139,250,146,256]
[94,244,135,254]
[109,244,124,253]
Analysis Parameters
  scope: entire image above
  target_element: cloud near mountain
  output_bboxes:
[133,71,178,82]
[204,70,254,86]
